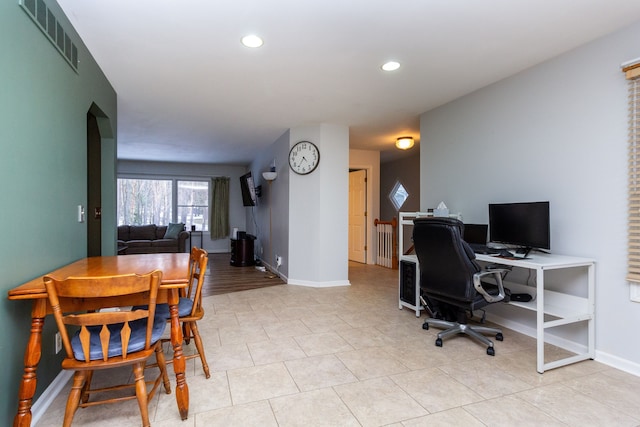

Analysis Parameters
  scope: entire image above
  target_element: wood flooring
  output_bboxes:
[202,252,285,297]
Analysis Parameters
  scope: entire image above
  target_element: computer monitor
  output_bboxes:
[463,224,488,245]
[488,201,550,253]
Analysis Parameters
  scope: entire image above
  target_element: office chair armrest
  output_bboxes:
[473,269,508,303]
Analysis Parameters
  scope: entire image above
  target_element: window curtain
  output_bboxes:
[210,177,230,240]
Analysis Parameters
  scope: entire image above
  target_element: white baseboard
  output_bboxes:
[594,350,640,377]
[286,278,351,288]
[31,369,73,425]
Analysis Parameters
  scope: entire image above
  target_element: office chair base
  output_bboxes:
[422,319,503,356]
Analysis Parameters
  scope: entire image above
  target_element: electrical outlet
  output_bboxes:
[55,332,62,354]
[276,255,282,267]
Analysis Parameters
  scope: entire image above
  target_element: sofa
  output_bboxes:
[117,224,189,254]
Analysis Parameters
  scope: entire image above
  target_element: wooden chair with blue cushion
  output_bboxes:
[143,247,211,378]
[43,270,171,427]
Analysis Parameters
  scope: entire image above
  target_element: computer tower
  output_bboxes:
[399,260,417,305]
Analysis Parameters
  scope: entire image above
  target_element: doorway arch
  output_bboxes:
[87,103,116,256]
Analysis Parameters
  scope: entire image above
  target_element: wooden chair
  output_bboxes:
[43,271,171,427]
[151,247,211,378]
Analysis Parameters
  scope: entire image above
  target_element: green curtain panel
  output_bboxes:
[210,177,230,239]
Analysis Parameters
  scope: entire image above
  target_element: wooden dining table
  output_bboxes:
[7,253,191,427]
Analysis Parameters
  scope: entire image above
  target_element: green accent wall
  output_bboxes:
[0,1,117,424]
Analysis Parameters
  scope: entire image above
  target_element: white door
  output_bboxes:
[349,169,367,263]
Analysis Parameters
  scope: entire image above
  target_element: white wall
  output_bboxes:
[117,160,248,253]
[288,124,350,286]
[248,131,291,277]
[349,149,381,265]
[420,21,640,374]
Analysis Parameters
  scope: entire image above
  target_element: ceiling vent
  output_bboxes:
[19,0,78,72]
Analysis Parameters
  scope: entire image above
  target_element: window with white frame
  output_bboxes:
[389,181,409,211]
[177,180,209,231]
[117,178,210,231]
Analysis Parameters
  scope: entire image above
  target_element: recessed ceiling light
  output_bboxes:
[381,61,400,71]
[241,35,264,48]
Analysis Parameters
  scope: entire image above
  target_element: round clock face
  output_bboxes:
[289,141,320,175]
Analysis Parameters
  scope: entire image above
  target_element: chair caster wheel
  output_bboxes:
[435,338,443,347]
[496,333,503,341]
[422,322,429,330]
[487,347,495,356]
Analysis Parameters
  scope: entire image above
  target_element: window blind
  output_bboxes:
[624,60,640,284]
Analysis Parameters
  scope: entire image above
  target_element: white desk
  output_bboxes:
[396,211,595,373]
[475,252,595,373]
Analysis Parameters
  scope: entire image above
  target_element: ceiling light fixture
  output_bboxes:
[381,61,400,71]
[395,136,414,150]
[241,34,264,48]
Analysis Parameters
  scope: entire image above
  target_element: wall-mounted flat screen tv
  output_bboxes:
[240,172,257,207]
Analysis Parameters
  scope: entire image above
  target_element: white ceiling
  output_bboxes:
[57,0,640,164]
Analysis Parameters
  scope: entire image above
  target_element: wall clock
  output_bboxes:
[288,141,320,175]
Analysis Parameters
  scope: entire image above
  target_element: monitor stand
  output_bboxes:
[513,247,532,258]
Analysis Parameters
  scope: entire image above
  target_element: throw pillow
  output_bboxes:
[164,222,184,240]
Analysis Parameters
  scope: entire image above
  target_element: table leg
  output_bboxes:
[13,299,47,427]
[168,288,189,420]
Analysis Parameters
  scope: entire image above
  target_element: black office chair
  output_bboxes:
[413,217,510,356]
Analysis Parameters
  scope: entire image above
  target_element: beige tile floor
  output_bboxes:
[36,262,640,426]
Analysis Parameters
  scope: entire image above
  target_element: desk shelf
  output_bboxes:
[500,282,590,319]
[476,253,595,373]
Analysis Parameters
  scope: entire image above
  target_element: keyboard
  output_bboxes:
[469,243,499,255]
